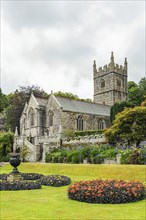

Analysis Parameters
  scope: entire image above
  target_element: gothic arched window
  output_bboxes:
[101,79,105,88]
[48,111,53,127]
[29,108,35,127]
[77,115,83,130]
[98,118,105,130]
[117,78,121,87]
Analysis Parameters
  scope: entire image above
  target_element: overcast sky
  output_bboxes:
[1,0,145,99]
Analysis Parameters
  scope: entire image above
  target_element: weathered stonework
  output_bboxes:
[16,53,128,162]
[93,52,128,106]
[61,112,110,131]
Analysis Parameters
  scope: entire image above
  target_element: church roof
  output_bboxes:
[35,97,48,106]
[55,96,110,116]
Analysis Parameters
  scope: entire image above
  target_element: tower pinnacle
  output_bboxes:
[124,57,128,72]
[93,60,96,68]
[110,51,114,65]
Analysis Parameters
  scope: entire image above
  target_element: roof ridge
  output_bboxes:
[55,95,110,107]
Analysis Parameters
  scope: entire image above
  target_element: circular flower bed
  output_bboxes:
[0,173,43,191]
[21,173,44,180]
[0,173,44,180]
[0,180,42,190]
[68,179,145,204]
[40,174,71,187]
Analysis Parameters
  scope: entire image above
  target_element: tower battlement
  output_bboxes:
[93,52,128,106]
[93,52,127,78]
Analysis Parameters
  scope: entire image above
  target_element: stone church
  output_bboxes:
[17,52,128,161]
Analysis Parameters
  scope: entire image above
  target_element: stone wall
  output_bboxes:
[45,95,62,135]
[93,54,128,106]
[62,112,110,131]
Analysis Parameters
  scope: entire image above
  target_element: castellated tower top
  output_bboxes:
[93,52,128,78]
[93,52,128,106]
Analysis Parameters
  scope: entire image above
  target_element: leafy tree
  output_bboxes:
[0,88,8,112]
[0,131,14,161]
[141,99,146,107]
[139,77,146,96]
[54,91,79,100]
[19,85,48,98]
[128,78,146,106]
[128,85,143,106]
[110,101,134,122]
[6,85,48,133]
[54,91,92,102]
[105,106,146,147]
[128,81,137,90]
[110,78,146,122]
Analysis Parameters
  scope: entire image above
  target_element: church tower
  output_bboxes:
[93,52,128,106]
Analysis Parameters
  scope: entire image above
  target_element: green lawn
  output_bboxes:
[0,163,146,220]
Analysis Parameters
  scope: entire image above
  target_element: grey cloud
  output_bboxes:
[2,1,89,29]
[1,1,145,96]
[3,1,143,30]
[21,31,95,68]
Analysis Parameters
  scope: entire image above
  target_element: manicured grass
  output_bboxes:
[1,163,146,220]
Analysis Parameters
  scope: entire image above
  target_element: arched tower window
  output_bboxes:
[117,78,121,87]
[29,108,35,127]
[77,115,83,130]
[48,111,53,127]
[98,118,105,130]
[101,79,105,88]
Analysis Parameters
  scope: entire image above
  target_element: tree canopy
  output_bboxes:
[128,77,146,106]
[105,105,146,147]
[6,85,48,133]
[54,91,92,102]
[54,91,79,100]
[110,78,146,122]
[110,101,134,122]
[0,88,8,113]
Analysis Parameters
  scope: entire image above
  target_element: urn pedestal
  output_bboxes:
[7,153,23,182]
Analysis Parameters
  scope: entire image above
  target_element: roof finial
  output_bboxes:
[124,57,128,72]
[111,51,114,64]
[93,60,96,67]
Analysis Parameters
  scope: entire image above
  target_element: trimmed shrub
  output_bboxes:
[120,149,132,164]
[100,148,117,159]
[80,147,91,159]
[74,130,104,137]
[139,149,146,164]
[92,155,103,164]
[129,149,146,164]
[71,151,83,164]
[68,179,145,204]
[0,132,14,161]
[41,174,71,187]
[45,153,53,163]
[64,130,104,138]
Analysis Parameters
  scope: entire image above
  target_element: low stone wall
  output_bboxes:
[62,135,106,145]
[14,134,107,162]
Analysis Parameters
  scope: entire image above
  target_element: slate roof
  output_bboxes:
[35,97,48,106]
[55,96,110,116]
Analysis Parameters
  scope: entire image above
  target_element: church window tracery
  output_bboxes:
[98,118,105,130]
[48,111,53,127]
[77,115,83,130]
[101,79,105,88]
[117,78,121,87]
[29,108,35,127]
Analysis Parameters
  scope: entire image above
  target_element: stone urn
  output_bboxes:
[9,153,21,174]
